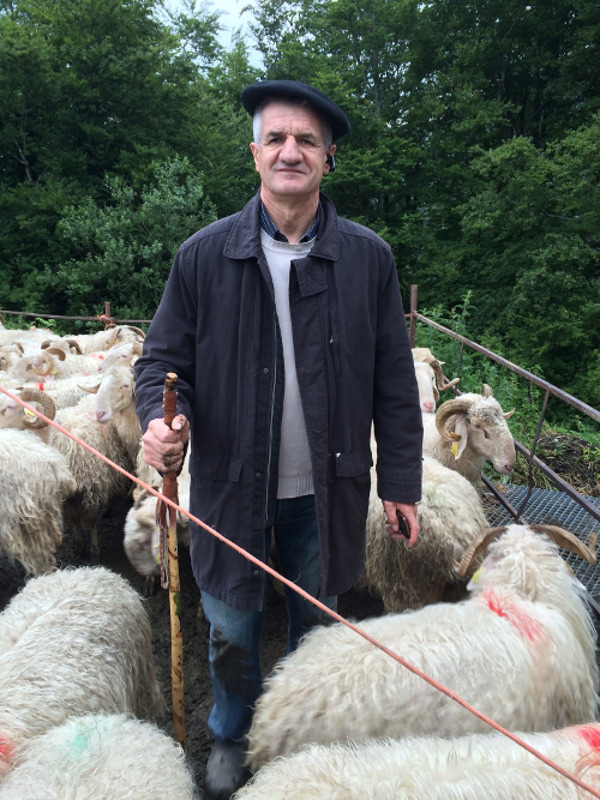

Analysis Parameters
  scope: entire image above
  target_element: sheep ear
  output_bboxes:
[482,383,493,398]
[453,418,469,459]
[79,383,100,394]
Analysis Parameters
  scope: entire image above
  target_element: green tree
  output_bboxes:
[41,156,216,319]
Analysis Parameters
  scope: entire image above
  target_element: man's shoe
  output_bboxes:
[204,740,248,800]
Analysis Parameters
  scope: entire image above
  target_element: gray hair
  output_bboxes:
[252,97,333,149]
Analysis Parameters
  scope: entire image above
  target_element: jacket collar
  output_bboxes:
[223,191,340,262]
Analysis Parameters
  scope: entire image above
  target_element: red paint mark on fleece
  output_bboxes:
[577,725,600,753]
[0,735,14,762]
[482,587,542,642]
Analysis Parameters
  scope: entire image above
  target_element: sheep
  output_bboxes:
[0,429,76,575]
[423,383,516,485]
[123,445,191,578]
[49,365,141,555]
[72,324,146,354]
[0,325,53,350]
[0,713,198,799]
[235,723,600,800]
[0,566,164,775]
[360,452,489,611]
[1,370,141,555]
[245,524,598,769]
[7,347,102,383]
[99,340,144,372]
[412,347,459,414]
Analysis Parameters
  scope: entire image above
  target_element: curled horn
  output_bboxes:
[529,524,597,565]
[65,338,83,354]
[79,382,100,394]
[124,325,146,338]
[46,347,66,361]
[430,359,460,392]
[19,388,56,428]
[434,396,475,441]
[453,526,508,579]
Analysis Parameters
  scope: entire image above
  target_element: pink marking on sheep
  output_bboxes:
[578,724,600,753]
[482,586,543,642]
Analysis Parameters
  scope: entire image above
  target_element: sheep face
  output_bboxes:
[413,361,438,413]
[8,351,57,383]
[463,398,516,475]
[93,367,135,423]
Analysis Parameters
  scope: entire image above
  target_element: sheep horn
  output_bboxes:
[19,388,56,428]
[124,325,146,338]
[434,396,474,441]
[40,339,54,350]
[45,347,66,361]
[529,524,597,565]
[504,408,515,419]
[15,341,24,353]
[79,383,100,394]
[430,359,460,392]
[482,384,494,398]
[65,338,83,354]
[453,526,508,579]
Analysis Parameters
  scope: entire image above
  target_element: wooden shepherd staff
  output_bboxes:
[157,371,186,751]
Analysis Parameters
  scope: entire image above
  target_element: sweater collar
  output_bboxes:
[224,192,340,262]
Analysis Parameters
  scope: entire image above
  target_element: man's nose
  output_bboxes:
[279,135,301,161]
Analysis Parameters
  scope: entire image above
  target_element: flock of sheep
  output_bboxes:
[1,320,600,798]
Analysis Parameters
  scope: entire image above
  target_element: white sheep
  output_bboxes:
[72,324,145,354]
[0,713,198,799]
[412,347,459,413]
[246,524,598,769]
[423,383,516,485]
[236,723,600,800]
[360,453,489,611]
[49,365,141,555]
[124,445,191,578]
[0,566,164,776]
[7,347,102,383]
[0,428,76,575]
[0,370,141,555]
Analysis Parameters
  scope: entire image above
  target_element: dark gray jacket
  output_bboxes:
[135,192,422,610]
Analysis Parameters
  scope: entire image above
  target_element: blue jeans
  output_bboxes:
[201,495,337,743]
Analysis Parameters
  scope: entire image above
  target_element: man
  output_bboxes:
[135,80,423,799]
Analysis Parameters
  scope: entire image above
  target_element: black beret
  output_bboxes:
[241,80,351,141]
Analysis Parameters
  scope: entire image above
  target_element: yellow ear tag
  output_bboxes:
[24,408,36,417]
[51,368,56,375]
[471,566,484,584]
[450,442,459,457]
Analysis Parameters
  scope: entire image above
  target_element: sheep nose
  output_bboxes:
[422,401,435,413]
[95,410,107,422]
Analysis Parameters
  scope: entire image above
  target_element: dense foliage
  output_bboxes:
[1,0,599,409]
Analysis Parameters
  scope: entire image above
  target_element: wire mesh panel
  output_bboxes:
[487,485,600,596]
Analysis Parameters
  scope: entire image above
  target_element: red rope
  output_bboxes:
[1,383,600,798]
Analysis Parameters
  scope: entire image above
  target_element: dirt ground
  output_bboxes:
[0,492,383,795]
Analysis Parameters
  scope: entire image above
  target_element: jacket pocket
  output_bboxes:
[334,449,373,477]
[190,456,243,482]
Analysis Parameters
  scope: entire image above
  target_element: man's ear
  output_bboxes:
[250,142,260,172]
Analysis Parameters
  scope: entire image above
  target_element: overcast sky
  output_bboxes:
[165,0,260,58]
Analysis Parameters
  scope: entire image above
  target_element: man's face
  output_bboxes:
[250,102,336,205]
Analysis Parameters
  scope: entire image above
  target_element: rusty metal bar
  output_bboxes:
[409,285,418,347]
[0,308,152,325]
[481,475,525,521]
[411,311,600,424]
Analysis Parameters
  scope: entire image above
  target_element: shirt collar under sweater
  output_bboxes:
[259,201,320,243]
